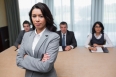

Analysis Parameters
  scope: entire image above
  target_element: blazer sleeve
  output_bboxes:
[71,32,77,48]
[16,32,28,68]
[14,31,24,48]
[16,33,60,73]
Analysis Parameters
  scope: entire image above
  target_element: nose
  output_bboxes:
[35,16,40,22]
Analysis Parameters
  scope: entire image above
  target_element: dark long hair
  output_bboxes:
[92,21,104,34]
[29,2,57,32]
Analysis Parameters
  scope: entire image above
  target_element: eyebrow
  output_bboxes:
[95,25,100,27]
[32,14,43,15]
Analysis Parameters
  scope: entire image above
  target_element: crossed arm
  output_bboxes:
[16,34,60,73]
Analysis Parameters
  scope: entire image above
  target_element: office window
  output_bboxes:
[103,0,116,46]
[74,0,91,46]
[54,0,91,46]
[18,0,43,30]
[18,0,116,46]
[54,0,71,30]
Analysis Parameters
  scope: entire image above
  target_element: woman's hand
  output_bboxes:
[23,53,50,62]
[89,47,97,51]
[24,54,28,58]
[42,53,50,62]
[93,44,99,47]
[91,47,97,51]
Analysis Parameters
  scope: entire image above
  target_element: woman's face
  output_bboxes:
[31,8,46,30]
[95,24,102,33]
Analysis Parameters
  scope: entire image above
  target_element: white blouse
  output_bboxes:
[32,28,46,54]
[85,33,113,48]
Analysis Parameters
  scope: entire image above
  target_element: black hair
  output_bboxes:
[60,21,68,27]
[92,21,104,34]
[29,2,56,32]
[23,20,31,27]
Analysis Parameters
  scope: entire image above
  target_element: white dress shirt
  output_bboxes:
[61,32,74,49]
[85,33,113,48]
[32,28,46,54]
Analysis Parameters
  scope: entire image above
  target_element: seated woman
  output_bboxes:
[85,21,113,51]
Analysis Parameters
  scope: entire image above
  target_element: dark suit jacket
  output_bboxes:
[56,30,77,48]
[14,30,25,48]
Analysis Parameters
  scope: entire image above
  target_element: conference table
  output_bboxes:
[0,46,116,77]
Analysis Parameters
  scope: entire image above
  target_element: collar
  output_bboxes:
[34,28,46,37]
[94,33,102,37]
[61,31,67,35]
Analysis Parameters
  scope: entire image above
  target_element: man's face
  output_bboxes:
[60,24,67,34]
[23,24,30,32]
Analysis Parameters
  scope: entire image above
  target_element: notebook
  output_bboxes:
[91,47,103,52]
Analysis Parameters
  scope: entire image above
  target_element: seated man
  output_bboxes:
[56,21,77,51]
[14,20,32,48]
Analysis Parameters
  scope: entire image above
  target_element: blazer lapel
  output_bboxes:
[34,29,49,58]
[27,31,35,57]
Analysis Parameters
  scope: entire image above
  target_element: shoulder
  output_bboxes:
[30,28,33,31]
[56,30,61,33]
[67,31,75,36]
[23,31,33,38]
[49,31,60,39]
[19,30,24,34]
[21,30,25,33]
[67,31,74,34]
[103,33,108,37]
[68,30,73,33]
[56,31,61,36]
[18,30,25,36]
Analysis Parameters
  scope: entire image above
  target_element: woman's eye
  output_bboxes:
[32,15,36,17]
[40,15,44,18]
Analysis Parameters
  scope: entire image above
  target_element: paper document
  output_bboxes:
[59,46,63,51]
[91,47,103,52]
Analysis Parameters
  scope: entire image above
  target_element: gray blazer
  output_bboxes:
[16,29,60,77]
[14,29,33,48]
[14,30,25,48]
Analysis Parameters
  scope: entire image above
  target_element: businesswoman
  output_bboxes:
[16,2,60,77]
[85,21,113,51]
